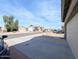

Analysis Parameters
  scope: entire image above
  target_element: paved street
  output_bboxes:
[0,32,43,39]
[5,33,75,59]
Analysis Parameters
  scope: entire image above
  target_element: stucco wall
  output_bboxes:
[66,13,78,59]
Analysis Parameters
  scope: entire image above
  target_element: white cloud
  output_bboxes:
[0,2,48,26]
[33,0,61,22]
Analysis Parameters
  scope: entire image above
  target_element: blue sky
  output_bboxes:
[0,0,62,29]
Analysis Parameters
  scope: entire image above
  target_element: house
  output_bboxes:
[18,26,28,32]
[0,27,7,32]
[28,25,44,32]
[61,0,78,59]
[34,26,44,32]
[28,25,35,32]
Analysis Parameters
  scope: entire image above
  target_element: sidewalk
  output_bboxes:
[46,32,64,37]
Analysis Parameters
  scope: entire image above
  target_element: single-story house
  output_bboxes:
[18,26,28,32]
[61,0,78,59]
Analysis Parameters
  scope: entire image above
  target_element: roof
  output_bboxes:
[61,0,78,22]
[61,0,72,22]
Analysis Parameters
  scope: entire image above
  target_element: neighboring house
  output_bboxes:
[43,28,53,32]
[47,28,53,32]
[18,26,27,32]
[34,26,44,32]
[28,26,34,32]
[1,27,7,32]
[61,0,78,59]
[28,25,44,32]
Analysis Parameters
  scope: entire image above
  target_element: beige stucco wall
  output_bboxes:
[66,13,78,59]
[18,27,27,32]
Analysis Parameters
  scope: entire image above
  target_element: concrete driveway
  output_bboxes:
[5,33,75,59]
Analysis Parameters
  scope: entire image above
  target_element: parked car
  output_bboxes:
[0,35,9,59]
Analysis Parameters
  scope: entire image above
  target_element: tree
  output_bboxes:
[13,20,19,31]
[3,16,19,32]
[3,16,13,32]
